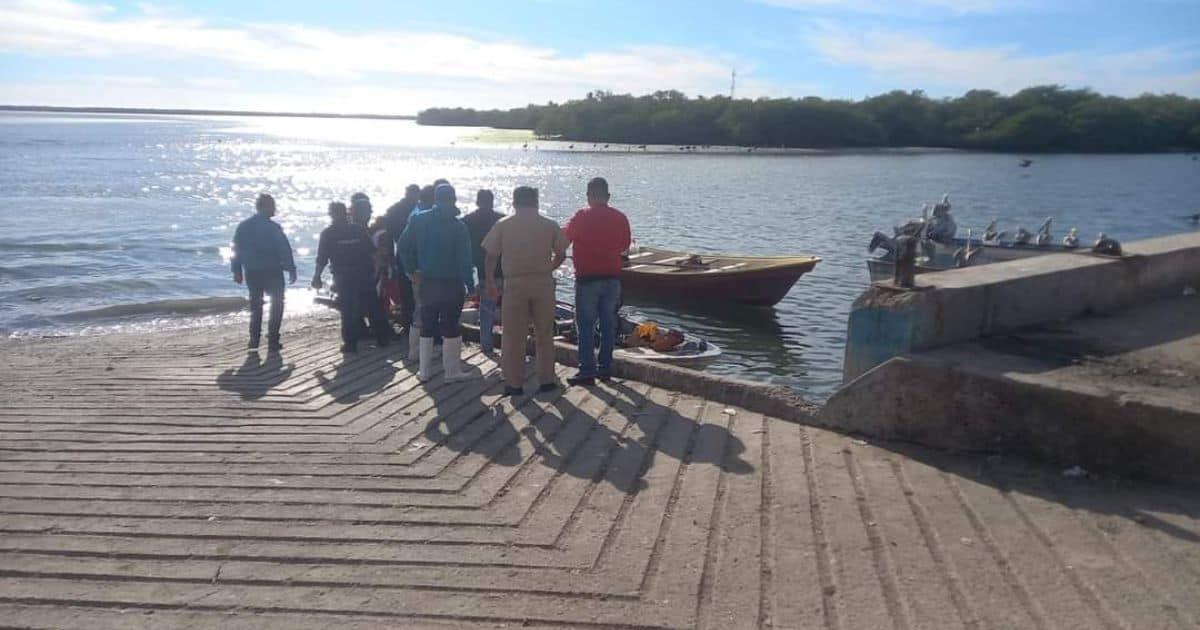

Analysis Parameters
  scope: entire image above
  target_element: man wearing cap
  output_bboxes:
[402,184,439,359]
[311,201,390,353]
[397,184,475,382]
[482,186,568,396]
[230,193,296,352]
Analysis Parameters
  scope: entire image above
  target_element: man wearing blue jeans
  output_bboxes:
[462,190,503,354]
[564,178,631,386]
[230,193,296,352]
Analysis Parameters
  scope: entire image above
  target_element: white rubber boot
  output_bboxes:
[417,337,435,382]
[442,337,473,383]
[407,326,421,362]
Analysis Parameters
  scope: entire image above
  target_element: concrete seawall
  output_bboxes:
[842,232,1200,382]
[826,231,1200,486]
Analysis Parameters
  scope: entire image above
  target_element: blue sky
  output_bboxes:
[1,0,1198,114]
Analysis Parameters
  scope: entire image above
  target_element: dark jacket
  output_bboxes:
[316,221,376,282]
[462,208,503,284]
[385,198,417,238]
[231,213,295,275]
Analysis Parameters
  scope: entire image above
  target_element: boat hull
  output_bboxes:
[460,302,722,369]
[621,247,820,307]
[866,237,1081,282]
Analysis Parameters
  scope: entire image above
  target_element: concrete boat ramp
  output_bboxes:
[1,315,1198,628]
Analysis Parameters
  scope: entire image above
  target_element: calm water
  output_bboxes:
[2,111,1198,399]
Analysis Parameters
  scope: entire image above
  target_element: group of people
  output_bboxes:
[229,177,631,395]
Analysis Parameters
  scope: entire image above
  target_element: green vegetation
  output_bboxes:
[417,87,1200,152]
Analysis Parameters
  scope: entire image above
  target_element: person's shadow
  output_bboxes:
[216,350,295,401]
[314,347,399,404]
[421,352,521,468]
[513,379,754,494]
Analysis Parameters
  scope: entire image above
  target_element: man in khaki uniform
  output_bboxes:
[481,186,569,397]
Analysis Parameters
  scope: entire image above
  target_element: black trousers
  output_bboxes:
[245,268,285,342]
[418,278,464,339]
[337,276,391,346]
[395,271,415,327]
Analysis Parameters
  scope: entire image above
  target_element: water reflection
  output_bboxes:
[620,294,813,388]
[3,113,1199,401]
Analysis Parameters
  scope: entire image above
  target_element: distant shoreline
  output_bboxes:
[0,105,416,121]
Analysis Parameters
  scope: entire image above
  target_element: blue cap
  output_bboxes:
[434,183,456,208]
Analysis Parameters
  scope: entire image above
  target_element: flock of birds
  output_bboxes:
[518,142,740,153]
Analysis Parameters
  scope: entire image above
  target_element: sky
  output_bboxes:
[1,0,1199,115]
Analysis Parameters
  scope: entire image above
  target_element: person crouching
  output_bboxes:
[397,184,476,382]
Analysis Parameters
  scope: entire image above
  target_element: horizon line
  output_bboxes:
[0,105,418,121]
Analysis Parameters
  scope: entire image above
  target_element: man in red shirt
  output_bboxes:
[563,177,631,386]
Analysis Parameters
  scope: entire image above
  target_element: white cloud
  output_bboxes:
[808,25,1200,96]
[0,0,758,111]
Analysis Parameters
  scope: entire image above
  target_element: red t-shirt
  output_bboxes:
[564,204,632,279]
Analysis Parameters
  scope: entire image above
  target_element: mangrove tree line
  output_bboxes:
[416,87,1200,152]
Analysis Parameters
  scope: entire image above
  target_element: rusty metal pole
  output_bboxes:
[893,235,917,288]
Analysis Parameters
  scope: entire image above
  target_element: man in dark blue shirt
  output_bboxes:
[312,202,391,353]
[231,194,296,351]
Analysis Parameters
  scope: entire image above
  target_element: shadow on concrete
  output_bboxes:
[513,378,754,494]
[314,346,397,404]
[421,352,521,468]
[216,350,294,401]
[877,440,1200,544]
[975,295,1200,372]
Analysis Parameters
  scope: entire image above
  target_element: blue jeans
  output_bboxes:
[574,278,620,378]
[245,268,285,342]
[479,293,499,353]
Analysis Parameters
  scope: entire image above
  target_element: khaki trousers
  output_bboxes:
[500,274,557,387]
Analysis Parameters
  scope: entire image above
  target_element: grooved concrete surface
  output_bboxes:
[1,322,1198,629]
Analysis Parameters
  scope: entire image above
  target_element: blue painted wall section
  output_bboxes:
[843,303,924,383]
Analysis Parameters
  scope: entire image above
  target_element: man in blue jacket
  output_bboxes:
[401,184,439,360]
[397,184,476,382]
[231,194,297,351]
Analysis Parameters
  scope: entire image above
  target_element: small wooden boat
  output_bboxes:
[461,300,722,369]
[620,246,820,307]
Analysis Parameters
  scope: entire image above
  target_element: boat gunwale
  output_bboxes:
[623,247,821,277]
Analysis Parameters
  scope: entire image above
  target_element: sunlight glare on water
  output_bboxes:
[1,111,1198,400]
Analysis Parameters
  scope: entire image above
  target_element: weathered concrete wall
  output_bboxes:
[843,232,1200,382]
[823,354,1200,487]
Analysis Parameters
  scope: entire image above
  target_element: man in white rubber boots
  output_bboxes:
[396,183,476,382]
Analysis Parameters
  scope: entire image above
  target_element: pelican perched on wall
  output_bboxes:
[1063,227,1079,248]
[982,219,1007,245]
[1013,226,1034,246]
[1035,217,1054,246]
[953,229,980,268]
